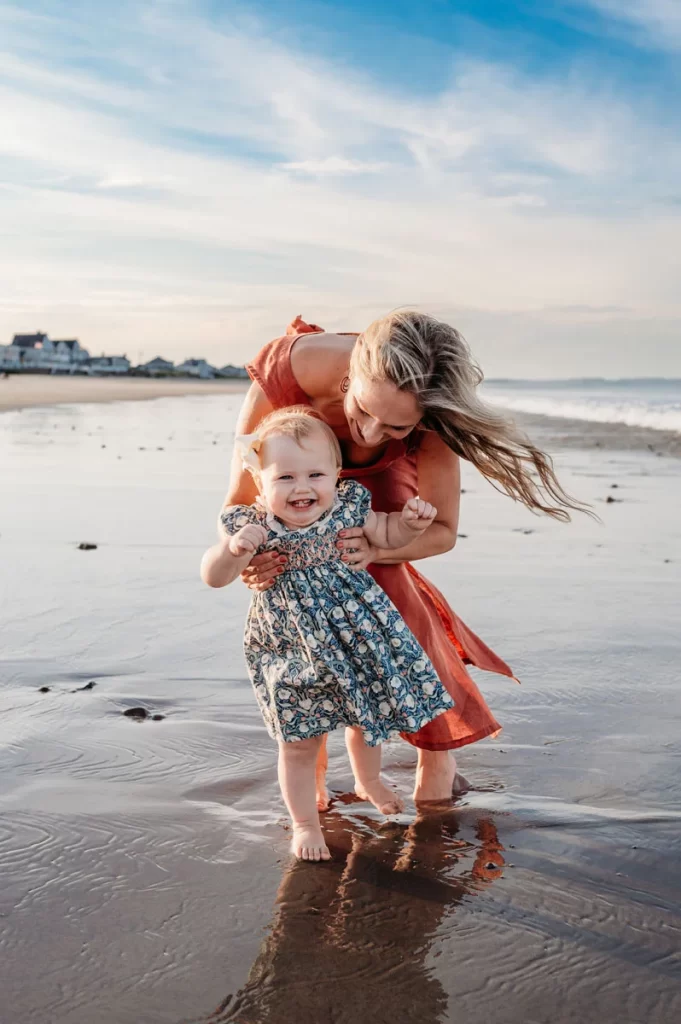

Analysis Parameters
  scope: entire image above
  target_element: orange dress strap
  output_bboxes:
[246,331,311,408]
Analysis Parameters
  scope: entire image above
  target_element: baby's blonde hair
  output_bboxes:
[254,406,342,471]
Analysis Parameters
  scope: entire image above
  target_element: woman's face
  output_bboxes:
[343,373,422,448]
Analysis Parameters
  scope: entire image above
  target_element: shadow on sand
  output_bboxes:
[187,808,504,1024]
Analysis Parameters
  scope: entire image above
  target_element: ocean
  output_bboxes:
[483,378,681,434]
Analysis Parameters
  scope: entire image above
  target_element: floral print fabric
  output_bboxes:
[221,479,454,745]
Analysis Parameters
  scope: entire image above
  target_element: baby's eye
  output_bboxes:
[278,474,294,481]
[310,472,325,478]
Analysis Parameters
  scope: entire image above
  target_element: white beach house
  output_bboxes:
[138,356,175,376]
[176,358,217,378]
[87,355,131,374]
[0,333,90,371]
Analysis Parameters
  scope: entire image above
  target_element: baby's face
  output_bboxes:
[258,431,338,528]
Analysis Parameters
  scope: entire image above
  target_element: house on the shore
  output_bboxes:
[176,358,217,378]
[0,333,90,371]
[87,355,131,375]
[137,356,175,376]
[218,363,249,379]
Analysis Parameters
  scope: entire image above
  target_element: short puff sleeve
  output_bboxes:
[220,504,265,536]
[335,479,372,529]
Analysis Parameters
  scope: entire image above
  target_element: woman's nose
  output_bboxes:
[362,420,384,444]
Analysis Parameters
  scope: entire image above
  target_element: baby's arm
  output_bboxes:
[363,498,437,551]
[201,523,268,588]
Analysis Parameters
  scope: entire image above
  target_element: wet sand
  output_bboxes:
[1,395,680,1023]
[0,373,247,412]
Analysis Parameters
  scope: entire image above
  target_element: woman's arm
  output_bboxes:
[221,381,274,513]
[338,432,461,567]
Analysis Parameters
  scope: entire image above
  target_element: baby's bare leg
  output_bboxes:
[345,727,404,815]
[278,735,331,861]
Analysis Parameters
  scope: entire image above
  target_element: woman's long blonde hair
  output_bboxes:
[351,310,588,521]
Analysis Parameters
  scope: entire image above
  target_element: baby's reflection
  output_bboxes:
[201,811,504,1024]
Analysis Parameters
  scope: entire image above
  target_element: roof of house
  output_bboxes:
[53,339,79,349]
[143,356,174,366]
[12,333,48,347]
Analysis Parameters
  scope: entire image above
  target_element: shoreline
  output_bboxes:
[1,373,679,457]
[0,374,248,412]
[512,409,681,457]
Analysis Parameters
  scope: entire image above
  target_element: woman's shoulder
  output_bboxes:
[290,333,356,399]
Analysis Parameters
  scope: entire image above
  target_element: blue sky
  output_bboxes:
[1,0,680,374]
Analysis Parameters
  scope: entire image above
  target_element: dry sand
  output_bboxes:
[1,393,680,1024]
[0,373,247,412]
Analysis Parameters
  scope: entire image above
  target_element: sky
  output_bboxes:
[0,0,680,376]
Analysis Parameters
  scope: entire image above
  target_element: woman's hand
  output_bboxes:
[241,550,288,591]
[336,528,380,570]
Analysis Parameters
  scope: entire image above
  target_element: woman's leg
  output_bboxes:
[315,733,331,811]
[345,727,404,815]
[278,735,331,861]
[413,749,470,804]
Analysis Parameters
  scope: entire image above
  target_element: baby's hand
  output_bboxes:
[229,524,269,557]
[401,496,437,532]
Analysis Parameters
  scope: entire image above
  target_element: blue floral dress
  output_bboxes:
[221,479,455,745]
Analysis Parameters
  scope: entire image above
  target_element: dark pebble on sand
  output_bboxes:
[138,446,146,451]
[152,714,165,721]
[611,483,619,488]
[457,533,468,539]
[38,686,50,693]
[123,707,149,720]
[101,444,106,449]
[77,542,98,550]
[75,680,96,691]
[605,495,620,503]
[156,447,164,451]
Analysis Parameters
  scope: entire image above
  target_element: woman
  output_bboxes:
[222,311,582,806]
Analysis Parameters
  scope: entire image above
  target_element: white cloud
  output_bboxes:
[0,1,679,373]
[581,1,681,49]
[279,158,387,175]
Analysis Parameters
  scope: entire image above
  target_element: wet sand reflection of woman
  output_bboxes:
[193,812,504,1024]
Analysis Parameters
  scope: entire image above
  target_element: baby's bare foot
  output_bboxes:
[355,778,404,815]
[291,824,331,862]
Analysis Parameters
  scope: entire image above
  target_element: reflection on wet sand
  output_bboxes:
[191,810,504,1024]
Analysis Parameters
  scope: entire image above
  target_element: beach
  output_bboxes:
[1,386,680,1024]
[0,373,247,412]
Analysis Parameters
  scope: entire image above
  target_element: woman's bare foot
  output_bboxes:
[316,781,331,812]
[291,823,331,862]
[355,779,405,815]
[413,749,457,805]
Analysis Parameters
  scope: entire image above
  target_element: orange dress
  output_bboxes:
[245,320,515,751]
